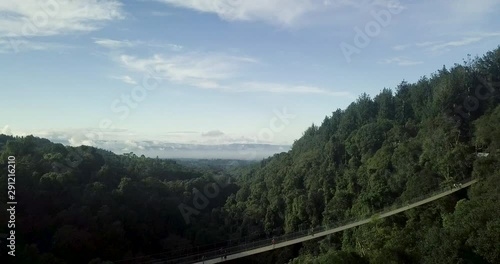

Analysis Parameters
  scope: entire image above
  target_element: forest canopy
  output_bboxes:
[1,47,500,264]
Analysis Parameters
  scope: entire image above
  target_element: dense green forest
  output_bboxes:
[0,137,239,263]
[220,48,500,263]
[1,47,500,264]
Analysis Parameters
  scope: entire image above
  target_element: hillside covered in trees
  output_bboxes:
[1,47,499,264]
[0,136,239,263]
[218,48,500,263]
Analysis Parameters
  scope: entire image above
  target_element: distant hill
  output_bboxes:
[42,137,291,160]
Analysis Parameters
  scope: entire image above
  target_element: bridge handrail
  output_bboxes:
[137,178,475,264]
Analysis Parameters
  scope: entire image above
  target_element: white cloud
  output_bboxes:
[94,38,183,51]
[380,56,423,66]
[190,80,224,89]
[166,43,183,51]
[68,135,95,147]
[0,0,124,38]
[427,33,500,52]
[95,39,140,49]
[155,0,409,27]
[0,38,70,53]
[392,44,411,51]
[117,51,351,95]
[112,75,137,85]
[325,0,405,10]
[3,127,294,158]
[429,37,482,52]
[390,32,500,55]
[236,82,350,95]
[15,128,129,143]
[119,52,254,84]
[415,41,443,47]
[0,1,123,53]
[147,42,185,51]
[201,130,225,137]
[1,125,12,135]
[156,0,319,26]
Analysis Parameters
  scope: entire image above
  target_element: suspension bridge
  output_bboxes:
[129,178,478,264]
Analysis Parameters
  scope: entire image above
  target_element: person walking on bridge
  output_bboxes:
[272,238,276,249]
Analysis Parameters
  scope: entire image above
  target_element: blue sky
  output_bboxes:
[1,0,500,156]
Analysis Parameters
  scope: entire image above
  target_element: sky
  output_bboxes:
[1,0,500,158]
